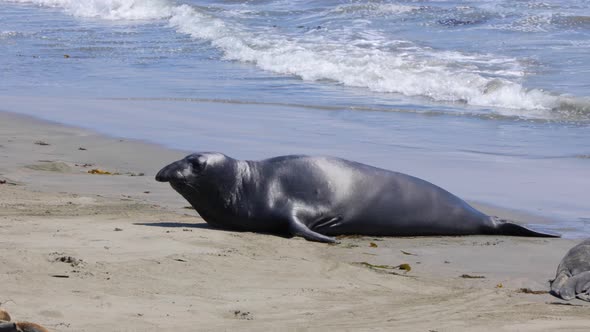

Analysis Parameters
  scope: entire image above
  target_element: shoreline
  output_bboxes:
[1,110,588,330]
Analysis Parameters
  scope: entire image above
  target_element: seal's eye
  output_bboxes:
[189,155,207,171]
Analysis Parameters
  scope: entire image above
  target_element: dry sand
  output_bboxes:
[0,111,588,331]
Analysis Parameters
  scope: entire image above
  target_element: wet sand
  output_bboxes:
[0,111,587,331]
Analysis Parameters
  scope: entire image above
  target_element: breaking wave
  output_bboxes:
[8,0,590,120]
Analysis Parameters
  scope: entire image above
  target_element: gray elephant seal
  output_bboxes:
[551,239,590,301]
[156,152,558,243]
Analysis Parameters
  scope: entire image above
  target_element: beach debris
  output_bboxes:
[369,242,378,248]
[398,263,412,272]
[355,262,412,274]
[53,255,84,267]
[518,288,548,295]
[460,274,486,279]
[233,310,253,320]
[89,169,141,176]
[88,169,111,175]
[88,168,119,175]
[63,54,70,58]
[114,228,123,231]
[75,163,93,167]
[475,240,504,246]
[127,172,145,176]
[357,262,396,269]
[401,250,418,256]
[496,283,503,288]
[50,275,70,278]
[173,258,187,262]
[143,191,150,194]
[183,206,194,209]
[0,180,5,185]
[33,140,50,146]
[78,147,87,150]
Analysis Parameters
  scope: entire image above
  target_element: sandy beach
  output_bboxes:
[0,111,588,331]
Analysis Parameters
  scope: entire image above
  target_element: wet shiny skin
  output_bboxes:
[156,152,558,243]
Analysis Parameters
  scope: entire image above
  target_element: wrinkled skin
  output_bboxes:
[156,152,559,243]
[551,239,590,301]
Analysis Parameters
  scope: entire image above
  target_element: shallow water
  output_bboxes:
[0,0,588,236]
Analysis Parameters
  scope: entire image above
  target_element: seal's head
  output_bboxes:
[156,152,228,184]
[155,152,231,205]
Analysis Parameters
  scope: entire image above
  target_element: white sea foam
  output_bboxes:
[7,0,584,119]
[330,3,421,16]
[9,0,173,20]
[0,30,24,39]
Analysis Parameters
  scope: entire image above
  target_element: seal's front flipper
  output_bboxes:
[288,216,336,243]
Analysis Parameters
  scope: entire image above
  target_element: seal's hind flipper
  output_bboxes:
[288,216,336,243]
[492,218,560,237]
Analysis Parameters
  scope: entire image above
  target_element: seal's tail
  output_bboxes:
[491,217,560,237]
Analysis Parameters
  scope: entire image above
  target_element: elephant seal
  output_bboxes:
[0,308,49,332]
[156,152,558,243]
[551,239,590,301]
[0,321,49,332]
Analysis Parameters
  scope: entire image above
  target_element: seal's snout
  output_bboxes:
[156,160,185,182]
[155,165,171,182]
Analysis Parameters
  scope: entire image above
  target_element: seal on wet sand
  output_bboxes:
[551,239,590,301]
[156,152,559,243]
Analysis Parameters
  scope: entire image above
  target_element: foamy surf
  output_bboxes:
[8,0,173,20]
[7,0,589,120]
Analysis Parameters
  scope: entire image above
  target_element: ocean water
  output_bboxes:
[0,0,588,236]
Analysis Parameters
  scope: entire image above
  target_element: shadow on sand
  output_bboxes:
[134,221,293,240]
[133,222,213,229]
